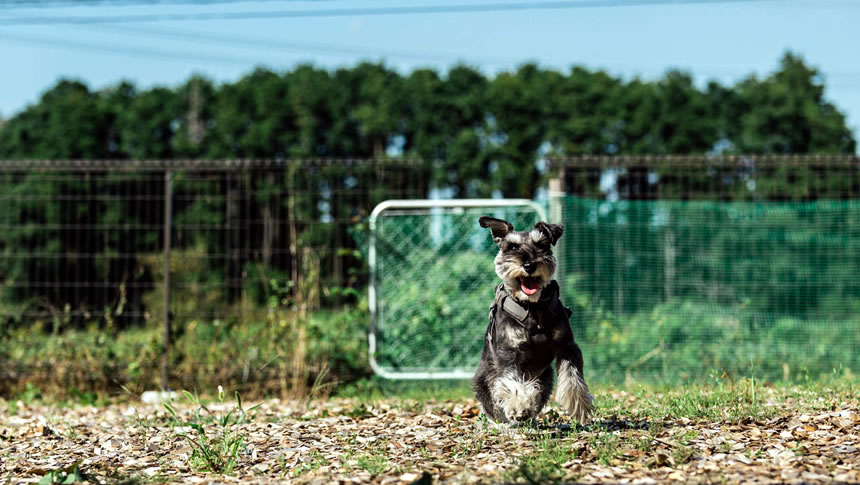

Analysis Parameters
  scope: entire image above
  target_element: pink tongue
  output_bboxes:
[521,278,539,296]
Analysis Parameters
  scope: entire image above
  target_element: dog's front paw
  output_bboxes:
[556,362,595,425]
[565,390,594,425]
[492,372,543,425]
[504,407,538,425]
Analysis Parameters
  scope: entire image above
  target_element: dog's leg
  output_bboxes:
[555,342,594,424]
[536,365,554,417]
[473,362,506,423]
[491,370,543,424]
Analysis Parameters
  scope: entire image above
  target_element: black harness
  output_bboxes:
[487,280,571,345]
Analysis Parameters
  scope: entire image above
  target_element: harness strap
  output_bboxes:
[497,281,561,321]
[487,281,575,347]
[502,295,530,321]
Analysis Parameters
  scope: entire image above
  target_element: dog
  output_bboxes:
[472,216,594,426]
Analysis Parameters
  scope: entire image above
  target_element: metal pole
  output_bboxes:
[549,167,566,300]
[162,169,173,391]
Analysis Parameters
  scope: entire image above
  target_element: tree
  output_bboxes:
[207,68,296,158]
[403,65,488,196]
[484,64,556,198]
[109,82,181,160]
[0,80,116,159]
[338,62,406,158]
[730,52,855,154]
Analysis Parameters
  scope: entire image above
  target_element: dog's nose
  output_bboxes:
[524,262,536,274]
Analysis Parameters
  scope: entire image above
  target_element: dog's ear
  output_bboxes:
[533,221,564,246]
[479,216,513,243]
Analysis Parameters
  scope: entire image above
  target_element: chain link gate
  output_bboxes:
[368,199,548,379]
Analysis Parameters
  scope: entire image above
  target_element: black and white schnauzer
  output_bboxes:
[473,216,594,426]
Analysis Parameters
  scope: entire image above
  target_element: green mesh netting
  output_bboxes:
[370,204,545,375]
[559,197,860,382]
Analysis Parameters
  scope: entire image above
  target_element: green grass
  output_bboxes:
[505,437,580,484]
[291,450,329,477]
[162,389,261,475]
[338,444,391,477]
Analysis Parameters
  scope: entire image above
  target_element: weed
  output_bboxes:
[129,408,159,443]
[162,387,260,474]
[451,435,484,459]
[506,436,579,484]
[356,449,389,475]
[677,429,698,445]
[592,432,621,465]
[18,383,42,405]
[293,450,329,477]
[672,444,696,465]
[38,462,84,485]
[63,421,79,441]
[346,403,372,419]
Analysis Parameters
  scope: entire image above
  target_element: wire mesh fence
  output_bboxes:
[0,159,424,394]
[553,155,860,382]
[366,200,547,378]
[4,155,859,392]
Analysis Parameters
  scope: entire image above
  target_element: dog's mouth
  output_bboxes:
[519,276,541,296]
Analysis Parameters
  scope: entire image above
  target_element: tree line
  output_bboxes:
[0,52,855,199]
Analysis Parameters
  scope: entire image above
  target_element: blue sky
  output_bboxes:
[1,0,859,147]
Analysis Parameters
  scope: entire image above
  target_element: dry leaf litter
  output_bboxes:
[1,391,858,484]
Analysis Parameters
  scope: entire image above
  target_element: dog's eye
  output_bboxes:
[507,243,519,251]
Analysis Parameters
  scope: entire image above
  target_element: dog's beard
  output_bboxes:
[494,253,556,302]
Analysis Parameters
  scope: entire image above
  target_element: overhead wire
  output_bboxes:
[5,23,860,87]
[0,31,259,65]
[0,0,782,25]
[90,23,520,66]
[0,0,332,8]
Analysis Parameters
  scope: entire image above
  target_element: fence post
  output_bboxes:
[162,168,173,391]
[549,166,566,299]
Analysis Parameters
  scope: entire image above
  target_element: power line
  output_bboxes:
[88,24,860,82]
[0,28,517,68]
[0,0,330,8]
[8,25,860,85]
[0,31,258,65]
[0,0,780,25]
[94,23,519,66]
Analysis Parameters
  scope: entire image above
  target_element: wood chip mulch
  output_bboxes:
[2,395,859,484]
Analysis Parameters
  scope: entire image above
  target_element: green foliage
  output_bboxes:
[505,437,578,484]
[1,52,853,183]
[0,302,370,397]
[728,53,856,154]
[375,249,494,371]
[162,388,261,474]
[39,462,84,485]
[573,297,860,384]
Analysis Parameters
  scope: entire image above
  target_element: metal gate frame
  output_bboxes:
[368,199,548,379]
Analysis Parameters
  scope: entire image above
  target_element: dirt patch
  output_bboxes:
[2,394,858,484]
